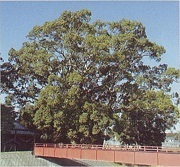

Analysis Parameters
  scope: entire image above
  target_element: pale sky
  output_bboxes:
[0,1,179,132]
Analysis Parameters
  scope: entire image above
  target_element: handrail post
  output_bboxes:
[54,144,56,157]
[80,145,82,159]
[96,149,97,160]
[133,146,136,165]
[66,144,68,158]
[157,146,159,166]
[113,149,115,162]
[43,143,45,156]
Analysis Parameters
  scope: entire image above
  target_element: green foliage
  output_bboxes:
[19,104,35,129]
[114,90,177,146]
[1,104,17,148]
[1,104,16,133]
[1,9,179,145]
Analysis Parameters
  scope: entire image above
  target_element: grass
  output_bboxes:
[1,151,59,166]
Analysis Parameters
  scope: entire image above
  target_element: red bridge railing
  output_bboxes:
[34,143,180,166]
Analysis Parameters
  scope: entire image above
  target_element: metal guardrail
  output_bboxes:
[34,143,180,153]
[34,143,180,166]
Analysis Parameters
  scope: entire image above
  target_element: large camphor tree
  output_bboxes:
[1,9,179,145]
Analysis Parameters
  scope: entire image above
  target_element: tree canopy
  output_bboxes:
[1,104,17,149]
[1,9,179,145]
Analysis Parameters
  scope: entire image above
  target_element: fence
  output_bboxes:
[34,143,180,166]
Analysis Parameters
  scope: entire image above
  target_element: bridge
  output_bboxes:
[34,143,180,166]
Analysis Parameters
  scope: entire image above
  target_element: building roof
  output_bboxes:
[10,121,34,135]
